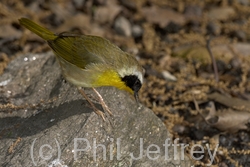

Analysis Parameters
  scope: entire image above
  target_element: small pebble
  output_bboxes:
[114,16,132,37]
[207,22,221,35]
[161,70,177,81]
[231,30,246,41]
[131,25,143,38]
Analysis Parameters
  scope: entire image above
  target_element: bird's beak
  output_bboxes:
[134,91,140,104]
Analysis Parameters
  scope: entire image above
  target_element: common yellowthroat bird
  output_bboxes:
[19,18,143,120]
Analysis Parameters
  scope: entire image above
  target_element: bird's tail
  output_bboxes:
[19,18,57,41]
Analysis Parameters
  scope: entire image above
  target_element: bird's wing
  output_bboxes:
[48,33,124,69]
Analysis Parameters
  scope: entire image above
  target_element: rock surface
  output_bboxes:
[0,52,192,166]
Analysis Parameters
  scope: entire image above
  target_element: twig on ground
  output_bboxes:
[206,37,219,83]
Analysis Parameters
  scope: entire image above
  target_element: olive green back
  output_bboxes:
[19,18,126,69]
[48,33,124,69]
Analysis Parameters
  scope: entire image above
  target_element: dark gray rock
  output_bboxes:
[0,52,192,166]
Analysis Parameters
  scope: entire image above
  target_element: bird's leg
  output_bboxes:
[78,87,106,121]
[92,88,113,116]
